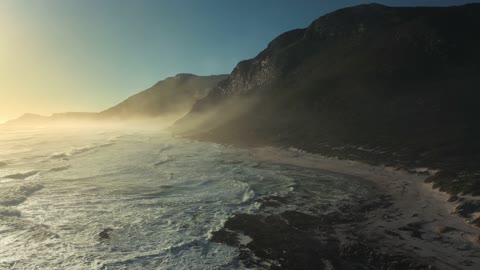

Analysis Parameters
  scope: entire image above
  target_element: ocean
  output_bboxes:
[0,125,369,269]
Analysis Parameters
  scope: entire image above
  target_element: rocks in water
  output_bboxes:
[211,193,433,270]
[99,228,113,240]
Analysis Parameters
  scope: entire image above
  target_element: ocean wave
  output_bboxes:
[108,135,122,141]
[153,156,174,166]
[221,179,257,203]
[99,142,115,147]
[157,145,173,153]
[69,145,96,155]
[0,130,302,269]
[97,239,236,270]
[0,207,22,217]
[0,183,44,206]
[242,189,256,203]
[48,165,70,172]
[49,152,69,159]
[3,170,40,180]
[48,142,115,160]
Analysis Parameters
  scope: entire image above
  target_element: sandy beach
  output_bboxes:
[243,147,480,269]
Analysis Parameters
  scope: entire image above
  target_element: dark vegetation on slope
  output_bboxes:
[173,4,480,213]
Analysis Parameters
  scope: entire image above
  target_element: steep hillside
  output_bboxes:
[99,73,227,119]
[173,4,480,197]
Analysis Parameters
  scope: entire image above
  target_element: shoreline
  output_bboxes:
[212,146,480,269]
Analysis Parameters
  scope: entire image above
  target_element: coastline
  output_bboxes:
[212,146,480,269]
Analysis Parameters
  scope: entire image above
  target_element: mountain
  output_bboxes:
[4,112,97,126]
[173,4,480,197]
[99,73,227,119]
[5,74,227,126]
[4,113,51,126]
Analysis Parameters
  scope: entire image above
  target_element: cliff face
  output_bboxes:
[100,73,227,119]
[173,4,480,176]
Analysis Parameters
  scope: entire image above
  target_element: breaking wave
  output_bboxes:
[0,183,44,206]
[48,141,116,160]
[3,170,40,180]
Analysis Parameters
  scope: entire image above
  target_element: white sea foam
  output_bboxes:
[0,127,360,269]
[237,232,253,246]
[0,183,44,206]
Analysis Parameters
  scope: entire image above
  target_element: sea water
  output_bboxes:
[0,125,368,269]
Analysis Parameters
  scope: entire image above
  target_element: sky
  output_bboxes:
[1,0,479,123]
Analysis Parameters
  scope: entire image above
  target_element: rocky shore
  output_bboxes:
[210,147,480,269]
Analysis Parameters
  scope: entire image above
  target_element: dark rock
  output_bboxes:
[99,228,113,240]
[211,190,434,270]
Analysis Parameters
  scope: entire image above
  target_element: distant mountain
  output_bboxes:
[4,113,50,125]
[5,112,97,126]
[5,74,227,126]
[99,73,227,119]
[173,4,480,195]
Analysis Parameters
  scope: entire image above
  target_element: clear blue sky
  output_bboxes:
[1,0,478,121]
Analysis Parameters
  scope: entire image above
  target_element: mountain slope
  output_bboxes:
[99,73,227,119]
[173,4,480,195]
